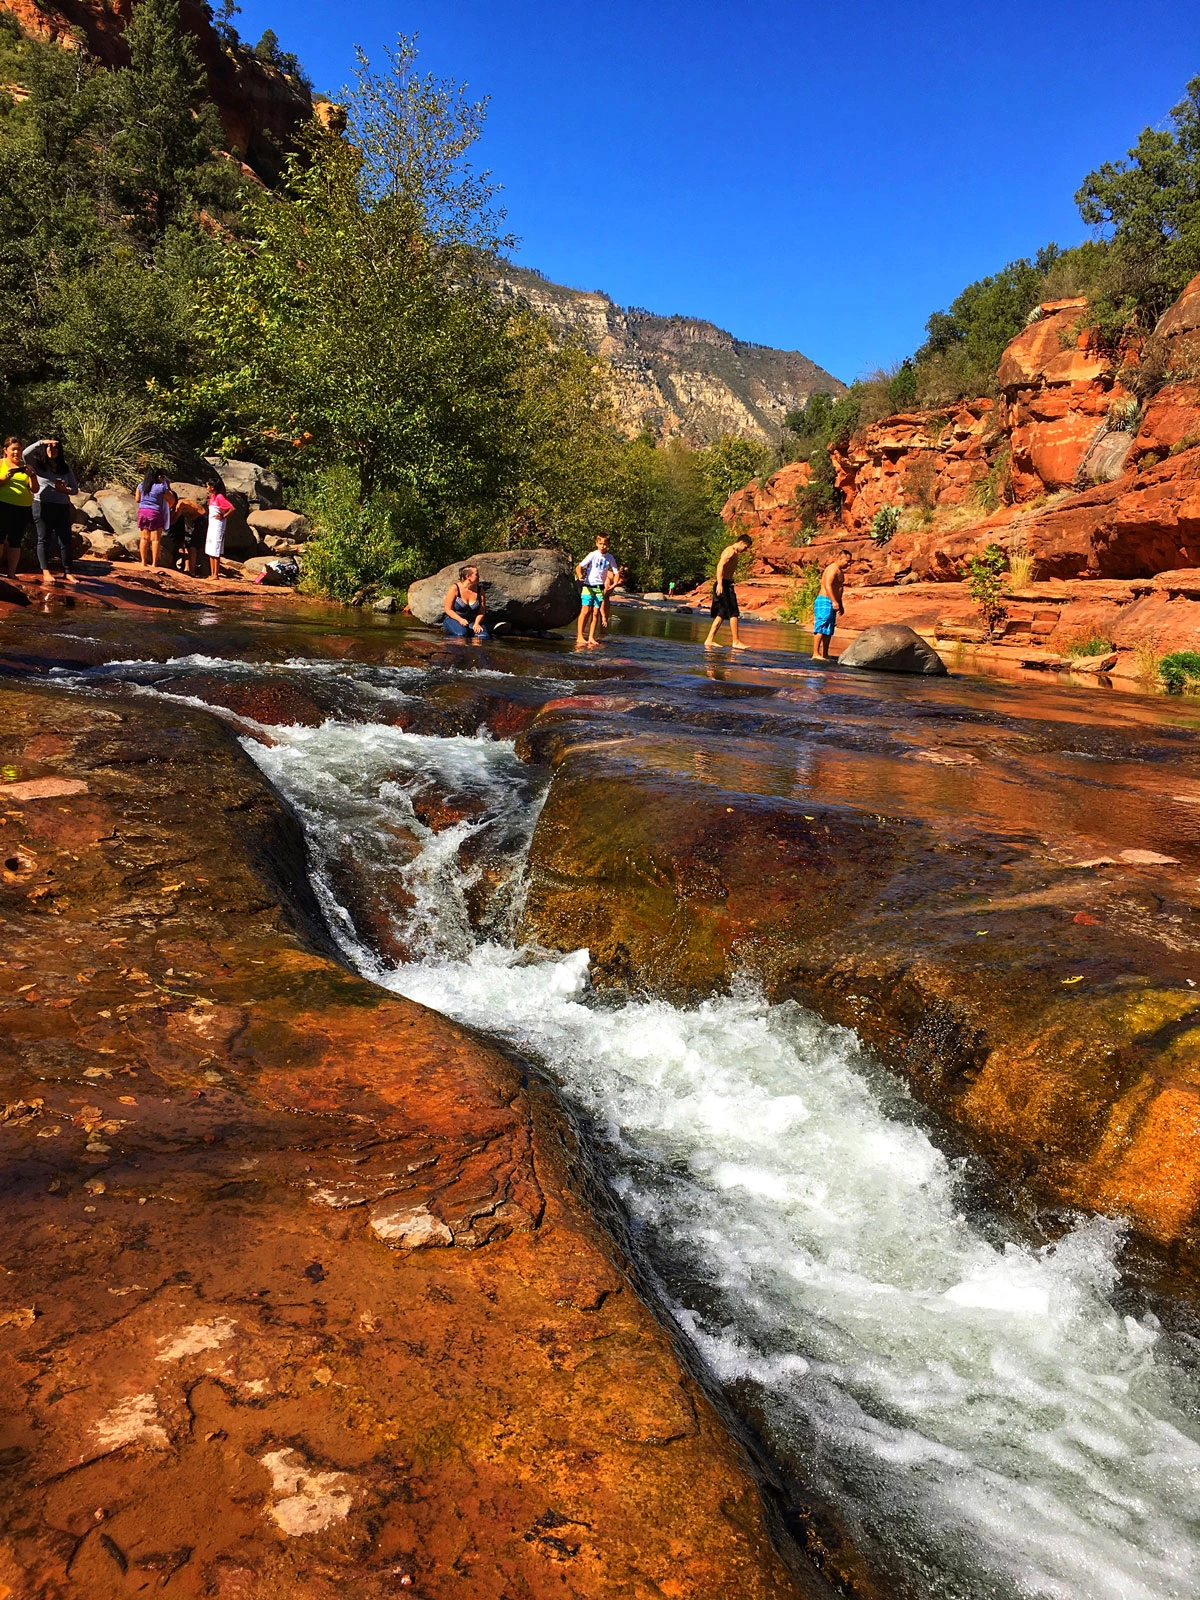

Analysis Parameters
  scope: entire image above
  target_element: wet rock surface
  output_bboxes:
[0,680,806,1600]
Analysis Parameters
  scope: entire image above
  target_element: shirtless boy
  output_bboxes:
[812,551,852,660]
[704,531,753,650]
[576,534,619,647]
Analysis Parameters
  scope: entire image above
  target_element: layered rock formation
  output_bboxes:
[1,0,314,183]
[494,265,844,446]
[724,274,1200,592]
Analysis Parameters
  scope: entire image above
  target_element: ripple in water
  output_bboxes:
[247,716,1200,1600]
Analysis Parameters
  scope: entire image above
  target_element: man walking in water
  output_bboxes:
[575,534,620,648]
[812,550,852,660]
[704,531,753,651]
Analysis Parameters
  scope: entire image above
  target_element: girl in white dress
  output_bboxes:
[205,492,234,579]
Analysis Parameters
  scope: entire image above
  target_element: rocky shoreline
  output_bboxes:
[0,679,814,1600]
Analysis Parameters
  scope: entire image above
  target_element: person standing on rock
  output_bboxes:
[0,437,35,581]
[575,534,619,648]
[136,467,172,568]
[23,437,79,586]
[204,489,235,580]
[704,531,753,651]
[812,551,852,661]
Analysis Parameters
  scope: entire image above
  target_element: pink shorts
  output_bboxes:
[137,509,165,533]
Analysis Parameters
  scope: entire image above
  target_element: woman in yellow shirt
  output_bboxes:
[0,436,34,581]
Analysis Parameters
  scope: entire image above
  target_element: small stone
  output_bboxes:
[369,1199,453,1250]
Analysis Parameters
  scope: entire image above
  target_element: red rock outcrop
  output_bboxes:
[1,0,313,183]
[723,278,1200,594]
[0,681,810,1600]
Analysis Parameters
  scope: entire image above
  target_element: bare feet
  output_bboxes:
[731,641,748,650]
[40,571,56,586]
[64,572,79,585]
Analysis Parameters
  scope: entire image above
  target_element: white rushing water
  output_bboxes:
[244,715,1200,1600]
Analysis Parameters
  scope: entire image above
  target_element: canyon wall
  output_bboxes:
[724,274,1200,588]
[495,265,845,446]
[1,0,315,183]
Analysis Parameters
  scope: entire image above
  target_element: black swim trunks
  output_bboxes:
[710,582,739,620]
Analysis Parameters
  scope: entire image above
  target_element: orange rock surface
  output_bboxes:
[0,684,809,1600]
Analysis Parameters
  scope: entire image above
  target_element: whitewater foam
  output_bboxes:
[237,713,1200,1600]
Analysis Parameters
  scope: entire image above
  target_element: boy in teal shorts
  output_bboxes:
[576,534,619,647]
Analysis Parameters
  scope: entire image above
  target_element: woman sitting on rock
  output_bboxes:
[0,436,35,581]
[136,467,172,568]
[443,564,490,639]
[23,437,79,586]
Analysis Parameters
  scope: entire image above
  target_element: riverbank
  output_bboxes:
[0,677,809,1600]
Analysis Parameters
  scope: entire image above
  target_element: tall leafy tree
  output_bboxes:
[1076,76,1200,323]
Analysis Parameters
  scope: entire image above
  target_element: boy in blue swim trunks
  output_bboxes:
[812,551,851,660]
[576,534,619,648]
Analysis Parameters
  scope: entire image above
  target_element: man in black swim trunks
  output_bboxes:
[704,531,753,651]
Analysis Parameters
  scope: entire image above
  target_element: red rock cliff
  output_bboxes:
[725,273,1200,587]
[1,0,313,183]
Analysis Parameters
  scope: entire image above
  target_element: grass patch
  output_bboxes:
[1159,650,1200,694]
[778,563,822,624]
[1064,634,1114,659]
[1006,549,1035,588]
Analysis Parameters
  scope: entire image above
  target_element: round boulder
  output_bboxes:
[408,550,578,633]
[838,623,948,675]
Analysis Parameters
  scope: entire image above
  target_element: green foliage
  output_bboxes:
[960,543,1009,634]
[871,505,901,543]
[698,434,772,517]
[887,362,918,411]
[1076,76,1200,326]
[298,464,433,601]
[56,393,152,485]
[970,448,1013,513]
[1064,635,1115,659]
[778,562,822,623]
[1159,650,1200,694]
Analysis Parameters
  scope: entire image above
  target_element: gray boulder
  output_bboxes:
[838,623,948,675]
[248,508,310,544]
[204,456,284,509]
[95,487,139,540]
[408,550,578,632]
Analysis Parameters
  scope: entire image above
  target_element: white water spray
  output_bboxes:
[239,710,1200,1600]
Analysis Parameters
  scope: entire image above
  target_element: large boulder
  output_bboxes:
[248,507,310,544]
[204,456,284,509]
[838,622,948,674]
[408,550,578,632]
[94,486,139,540]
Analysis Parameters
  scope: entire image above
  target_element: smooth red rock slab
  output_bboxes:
[2,776,89,800]
[521,708,1200,1262]
[0,685,811,1600]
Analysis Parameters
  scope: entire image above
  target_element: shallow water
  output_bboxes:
[242,709,1200,1600]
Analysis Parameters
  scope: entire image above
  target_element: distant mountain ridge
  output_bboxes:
[494,264,845,446]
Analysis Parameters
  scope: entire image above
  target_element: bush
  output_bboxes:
[298,464,440,603]
[960,543,1008,634]
[56,394,152,485]
[870,505,901,543]
[1064,634,1114,658]
[1159,650,1200,693]
[778,562,822,624]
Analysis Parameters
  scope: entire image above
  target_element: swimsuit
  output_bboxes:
[710,581,739,620]
[579,550,617,605]
[444,587,489,637]
[812,595,837,636]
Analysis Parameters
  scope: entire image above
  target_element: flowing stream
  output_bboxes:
[50,653,1200,1599]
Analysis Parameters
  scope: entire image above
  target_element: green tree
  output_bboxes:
[697,434,772,517]
[1076,76,1200,324]
[108,0,225,237]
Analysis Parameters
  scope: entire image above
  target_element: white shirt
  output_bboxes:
[580,550,617,587]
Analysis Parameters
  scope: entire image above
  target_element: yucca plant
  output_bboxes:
[56,396,152,488]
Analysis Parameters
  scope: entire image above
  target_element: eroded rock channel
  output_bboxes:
[5,601,1200,1599]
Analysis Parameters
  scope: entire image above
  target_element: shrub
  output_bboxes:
[1158,650,1200,693]
[971,448,1013,512]
[298,464,438,604]
[1107,397,1141,432]
[1064,634,1114,658]
[960,543,1008,634]
[1169,433,1200,455]
[1006,548,1035,588]
[56,394,152,486]
[870,505,901,543]
[778,563,822,624]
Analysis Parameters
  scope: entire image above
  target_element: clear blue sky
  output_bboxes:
[233,0,1200,384]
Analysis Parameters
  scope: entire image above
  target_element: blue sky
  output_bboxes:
[233,0,1200,384]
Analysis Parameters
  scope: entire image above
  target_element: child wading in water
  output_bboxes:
[704,531,752,650]
[575,535,619,648]
[812,551,852,659]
